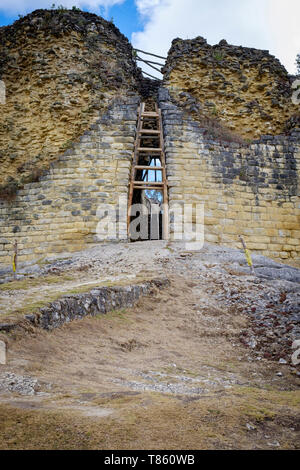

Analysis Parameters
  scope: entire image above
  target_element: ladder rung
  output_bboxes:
[140,135,160,139]
[141,112,159,117]
[133,181,164,185]
[128,103,168,206]
[138,147,162,153]
[133,186,164,190]
[135,166,163,170]
[140,129,160,135]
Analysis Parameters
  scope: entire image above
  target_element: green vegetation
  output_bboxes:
[51,4,65,10]
[211,104,218,116]
[212,50,225,62]
[239,167,248,181]
[0,273,74,291]
[0,385,299,449]
[61,139,74,151]
[50,4,81,12]
[0,274,151,323]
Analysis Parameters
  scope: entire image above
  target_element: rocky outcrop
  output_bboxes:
[163,37,299,140]
[0,372,42,395]
[0,8,142,196]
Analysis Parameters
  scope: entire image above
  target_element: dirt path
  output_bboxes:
[0,242,299,449]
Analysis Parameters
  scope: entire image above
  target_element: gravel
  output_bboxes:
[0,240,299,367]
[0,372,40,396]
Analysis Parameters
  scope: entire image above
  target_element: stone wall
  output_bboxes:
[0,9,142,195]
[0,278,169,331]
[163,37,299,140]
[0,93,139,265]
[159,88,300,262]
[1,87,299,265]
[0,13,299,266]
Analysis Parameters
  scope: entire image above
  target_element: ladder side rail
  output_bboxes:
[128,103,144,231]
[157,105,169,240]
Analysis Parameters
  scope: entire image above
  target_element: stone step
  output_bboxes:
[138,147,162,153]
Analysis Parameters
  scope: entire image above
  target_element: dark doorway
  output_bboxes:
[129,188,163,241]
[128,101,168,241]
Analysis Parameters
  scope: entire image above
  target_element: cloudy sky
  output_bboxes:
[0,0,299,78]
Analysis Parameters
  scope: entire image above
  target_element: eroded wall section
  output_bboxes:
[163,37,299,140]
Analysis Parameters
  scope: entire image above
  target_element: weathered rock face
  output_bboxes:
[0,9,142,195]
[163,37,299,140]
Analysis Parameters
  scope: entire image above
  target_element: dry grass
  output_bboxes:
[0,276,299,450]
[0,273,153,323]
[0,388,299,450]
[0,273,74,291]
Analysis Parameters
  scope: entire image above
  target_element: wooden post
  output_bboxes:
[13,239,18,279]
[239,235,255,275]
[128,103,144,236]
[158,106,169,240]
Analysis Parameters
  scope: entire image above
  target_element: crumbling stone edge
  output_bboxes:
[0,278,170,332]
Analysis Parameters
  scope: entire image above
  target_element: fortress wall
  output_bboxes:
[1,87,299,267]
[163,37,299,140]
[0,94,139,265]
[0,9,141,195]
[159,88,300,262]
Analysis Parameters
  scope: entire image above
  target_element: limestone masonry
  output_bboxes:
[159,88,300,262]
[0,93,139,263]
[0,9,299,265]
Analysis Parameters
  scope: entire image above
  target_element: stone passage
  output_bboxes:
[0,93,139,265]
[128,100,168,241]
[159,88,300,261]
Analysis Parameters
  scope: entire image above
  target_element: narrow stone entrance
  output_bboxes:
[128,100,168,241]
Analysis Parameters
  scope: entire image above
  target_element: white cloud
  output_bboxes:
[135,0,161,17]
[266,0,300,74]
[132,0,300,77]
[0,0,125,17]
[1,0,298,75]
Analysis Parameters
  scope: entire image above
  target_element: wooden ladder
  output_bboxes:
[128,102,168,239]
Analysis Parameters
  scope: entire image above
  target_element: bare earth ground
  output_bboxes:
[0,241,299,450]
